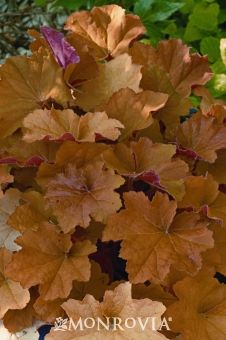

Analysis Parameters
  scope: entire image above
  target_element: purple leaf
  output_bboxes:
[40,26,80,69]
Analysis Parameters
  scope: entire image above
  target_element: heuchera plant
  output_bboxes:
[0,4,226,339]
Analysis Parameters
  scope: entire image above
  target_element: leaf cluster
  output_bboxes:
[0,4,226,339]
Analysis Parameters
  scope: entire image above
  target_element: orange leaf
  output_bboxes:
[6,223,96,301]
[3,287,38,333]
[44,161,124,232]
[103,191,213,283]
[202,221,226,276]
[132,283,177,308]
[176,112,226,163]
[36,141,108,188]
[131,40,212,97]
[194,86,225,115]
[0,131,59,166]
[33,261,110,323]
[8,191,51,232]
[70,261,110,301]
[103,138,188,200]
[197,149,226,184]
[23,108,124,142]
[0,247,30,318]
[65,5,145,59]
[75,53,142,111]
[135,60,191,132]
[99,88,168,141]
[64,52,99,89]
[179,174,226,226]
[130,40,212,131]
[0,49,73,138]
[33,297,65,324]
[165,272,226,339]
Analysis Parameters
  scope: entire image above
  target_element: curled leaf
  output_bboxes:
[65,5,145,59]
[23,108,124,143]
[40,26,80,69]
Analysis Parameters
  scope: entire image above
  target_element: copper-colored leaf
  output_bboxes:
[44,161,124,232]
[65,5,145,59]
[33,297,65,324]
[203,222,226,276]
[193,86,225,115]
[3,288,38,333]
[36,141,108,188]
[99,88,168,141]
[33,261,110,323]
[75,53,142,111]
[0,3,224,335]
[6,223,96,301]
[130,40,212,131]
[70,261,110,301]
[0,132,59,166]
[0,247,30,318]
[8,191,51,232]
[165,272,226,340]
[132,283,177,308]
[176,112,226,163]
[103,191,213,283]
[0,49,73,138]
[179,174,226,226]
[138,63,191,132]
[103,138,188,200]
[23,108,124,142]
[64,52,99,88]
[197,149,226,184]
[130,40,212,97]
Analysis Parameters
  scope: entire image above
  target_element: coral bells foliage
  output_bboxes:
[1,3,226,340]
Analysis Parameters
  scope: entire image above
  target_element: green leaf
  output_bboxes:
[218,9,226,24]
[200,36,220,63]
[220,39,226,66]
[211,60,226,74]
[35,0,47,5]
[134,0,183,23]
[54,0,84,10]
[213,74,226,93]
[162,22,178,36]
[189,2,219,32]
[145,23,164,45]
[134,0,155,17]
[189,95,200,108]
[180,0,195,14]
[151,1,184,22]
[184,22,203,42]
